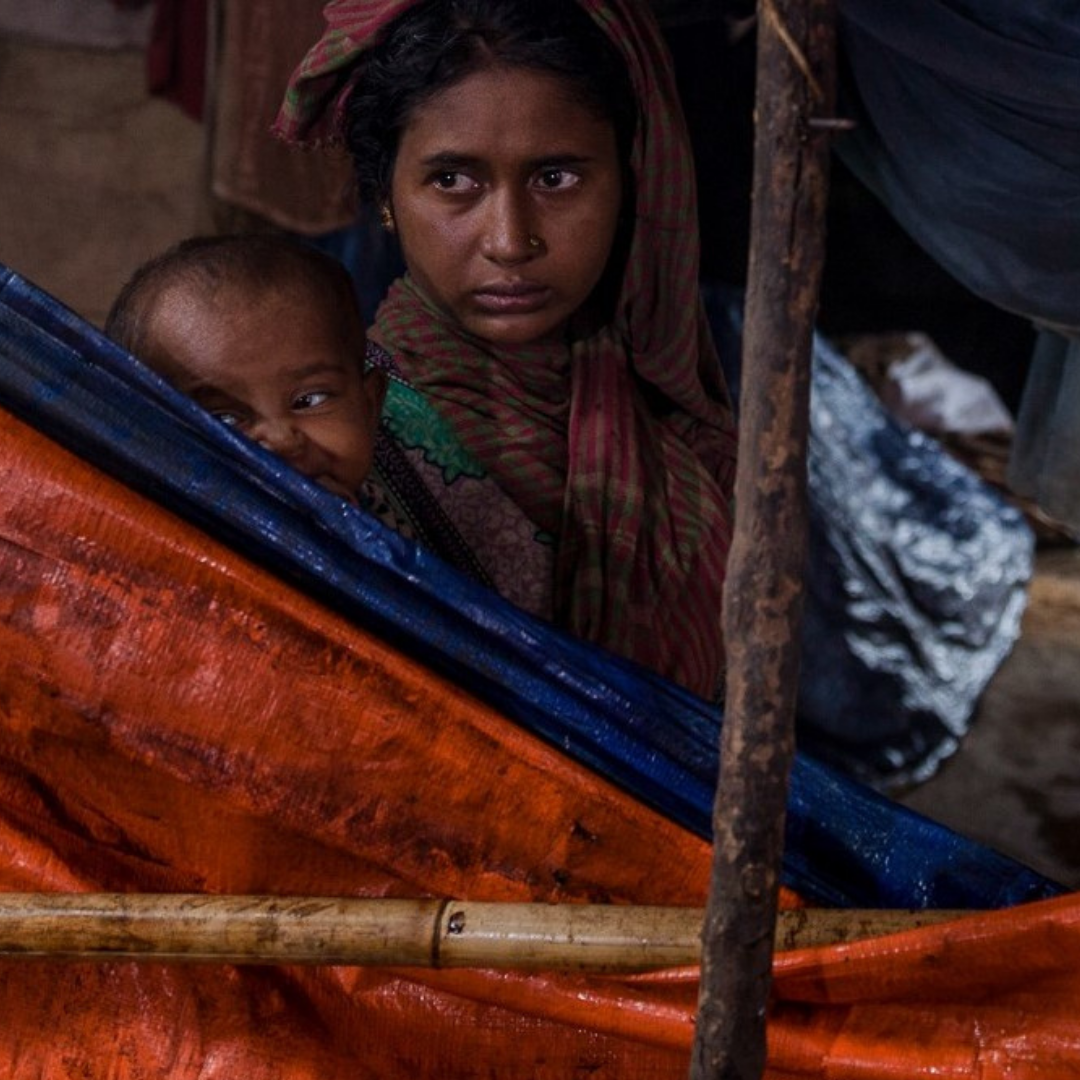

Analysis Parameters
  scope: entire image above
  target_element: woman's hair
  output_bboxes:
[105,234,362,360]
[343,0,638,205]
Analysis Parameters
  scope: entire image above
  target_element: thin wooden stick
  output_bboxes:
[0,894,966,969]
[691,0,837,1077]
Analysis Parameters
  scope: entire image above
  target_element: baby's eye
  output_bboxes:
[293,390,331,411]
[211,409,244,428]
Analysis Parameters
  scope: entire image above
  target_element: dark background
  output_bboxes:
[661,12,1035,414]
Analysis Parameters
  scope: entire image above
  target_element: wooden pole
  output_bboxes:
[690,1,837,1077]
[0,894,962,968]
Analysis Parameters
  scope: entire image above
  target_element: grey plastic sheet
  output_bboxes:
[706,286,1034,790]
[799,337,1032,787]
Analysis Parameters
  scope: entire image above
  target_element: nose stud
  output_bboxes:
[527,235,542,249]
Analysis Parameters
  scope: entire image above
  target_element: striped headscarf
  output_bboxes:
[276,0,737,699]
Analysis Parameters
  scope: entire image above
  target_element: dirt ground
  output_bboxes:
[2,21,1079,891]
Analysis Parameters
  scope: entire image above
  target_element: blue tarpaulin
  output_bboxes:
[0,261,1063,910]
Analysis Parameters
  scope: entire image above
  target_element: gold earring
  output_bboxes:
[379,203,395,232]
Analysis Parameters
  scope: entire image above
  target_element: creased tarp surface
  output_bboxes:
[4,395,1080,1077]
[0,404,708,1077]
[2,263,1078,1075]
[0,263,1059,912]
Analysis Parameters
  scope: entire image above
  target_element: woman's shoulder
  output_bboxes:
[364,338,397,375]
[357,477,414,539]
[368,337,487,485]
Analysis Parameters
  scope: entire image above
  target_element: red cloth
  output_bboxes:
[209,0,358,234]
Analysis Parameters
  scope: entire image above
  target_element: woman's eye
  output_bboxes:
[430,171,476,193]
[534,168,579,191]
[293,390,331,411]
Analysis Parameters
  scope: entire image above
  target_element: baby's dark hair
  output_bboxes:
[105,233,362,360]
[343,0,638,206]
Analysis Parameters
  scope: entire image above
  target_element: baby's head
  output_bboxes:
[106,234,385,504]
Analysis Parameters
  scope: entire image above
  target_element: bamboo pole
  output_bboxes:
[690,0,837,1077]
[0,894,965,968]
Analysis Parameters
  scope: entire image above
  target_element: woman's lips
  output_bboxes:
[472,282,551,314]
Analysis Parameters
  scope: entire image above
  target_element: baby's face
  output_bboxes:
[146,283,384,504]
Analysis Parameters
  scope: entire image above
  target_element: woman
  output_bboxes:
[275,0,737,701]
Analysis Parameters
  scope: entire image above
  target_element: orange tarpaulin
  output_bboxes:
[3,408,1080,1077]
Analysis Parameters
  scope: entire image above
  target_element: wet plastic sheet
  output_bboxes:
[800,337,1032,786]
[0,262,1056,911]
[0,403,709,1078]
[706,287,1034,789]
[4,391,1080,1078]
[3,264,1079,1075]
[2,367,1080,1077]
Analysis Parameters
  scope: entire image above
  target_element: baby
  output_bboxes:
[105,233,386,506]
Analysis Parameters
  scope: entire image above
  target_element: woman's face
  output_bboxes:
[389,65,624,349]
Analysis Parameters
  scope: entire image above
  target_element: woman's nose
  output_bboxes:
[480,189,539,264]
